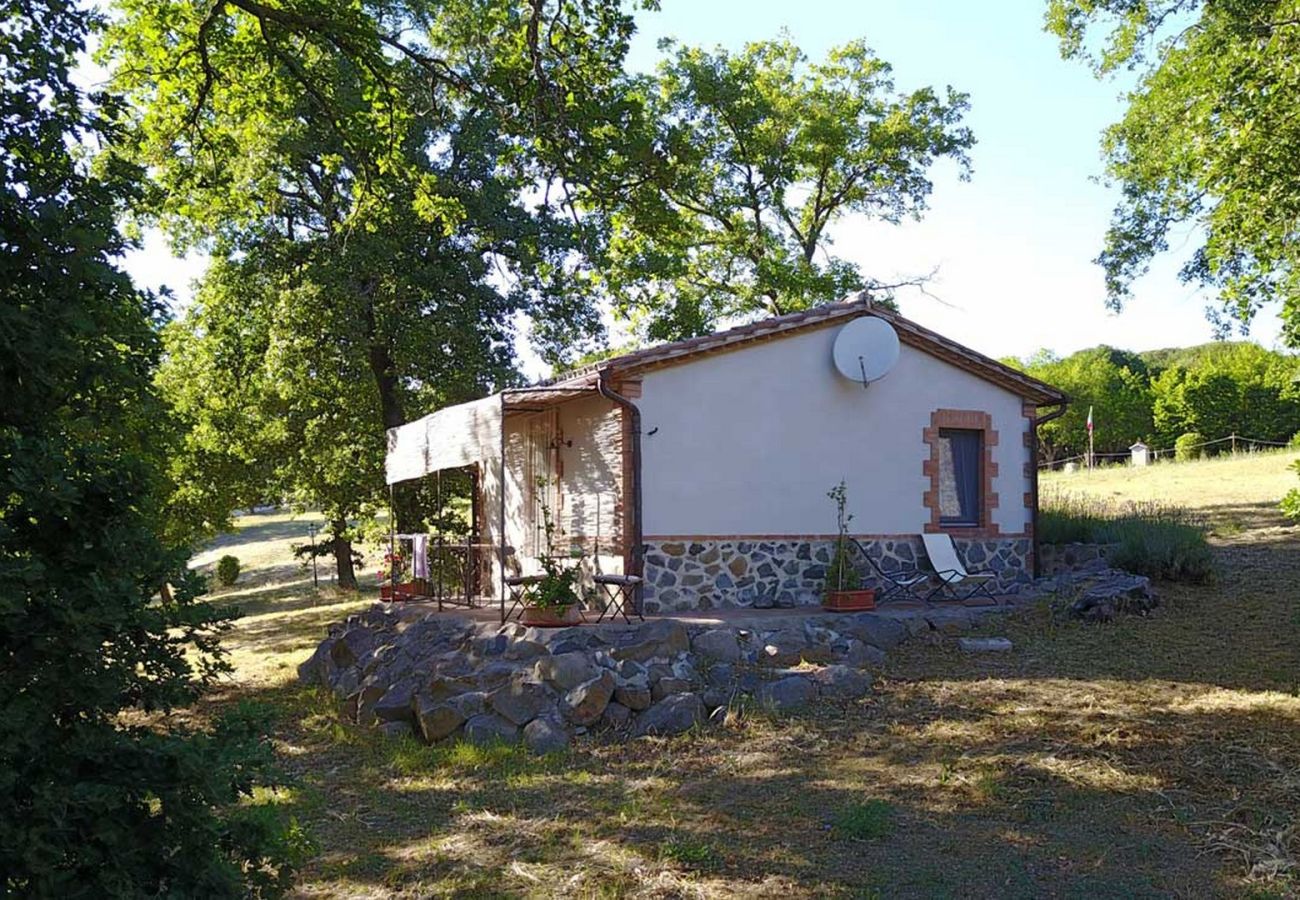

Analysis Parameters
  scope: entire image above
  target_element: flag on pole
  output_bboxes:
[1086,405,1095,470]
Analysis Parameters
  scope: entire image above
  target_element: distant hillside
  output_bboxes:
[1136,341,1289,375]
[1004,341,1300,462]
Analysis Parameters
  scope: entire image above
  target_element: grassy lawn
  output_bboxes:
[206,459,1300,898]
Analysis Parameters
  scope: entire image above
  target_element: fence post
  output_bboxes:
[1230,433,1237,454]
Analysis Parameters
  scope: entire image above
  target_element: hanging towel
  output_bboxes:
[411,534,429,580]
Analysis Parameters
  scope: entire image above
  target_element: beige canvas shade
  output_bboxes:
[384,394,503,486]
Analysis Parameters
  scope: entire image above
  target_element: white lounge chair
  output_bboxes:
[920,533,999,604]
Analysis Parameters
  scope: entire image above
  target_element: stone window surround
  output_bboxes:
[922,408,1000,538]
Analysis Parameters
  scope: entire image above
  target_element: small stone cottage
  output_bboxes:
[384,297,1067,612]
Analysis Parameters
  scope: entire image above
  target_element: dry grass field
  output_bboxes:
[1042,449,1298,533]
[201,456,1300,898]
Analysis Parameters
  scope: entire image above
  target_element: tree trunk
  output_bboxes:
[362,300,422,533]
[330,520,357,590]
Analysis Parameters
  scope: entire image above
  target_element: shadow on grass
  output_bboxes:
[220,674,1271,899]
[202,510,1300,897]
[216,580,381,621]
[203,513,325,554]
[1201,500,1294,536]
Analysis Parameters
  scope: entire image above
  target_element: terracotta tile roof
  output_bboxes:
[547,295,1067,405]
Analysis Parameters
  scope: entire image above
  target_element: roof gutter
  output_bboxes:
[1029,398,1069,578]
[596,369,644,610]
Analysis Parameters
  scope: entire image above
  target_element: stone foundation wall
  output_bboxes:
[641,535,1031,613]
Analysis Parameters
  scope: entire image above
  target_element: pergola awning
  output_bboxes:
[384,383,600,486]
[384,395,502,486]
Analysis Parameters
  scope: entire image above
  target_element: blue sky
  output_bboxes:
[123,0,1285,368]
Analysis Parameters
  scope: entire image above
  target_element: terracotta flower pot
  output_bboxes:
[823,588,877,612]
[380,581,419,601]
[521,604,583,627]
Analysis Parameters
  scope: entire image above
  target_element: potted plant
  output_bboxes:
[521,553,585,626]
[823,480,876,611]
[521,479,585,626]
[378,550,415,600]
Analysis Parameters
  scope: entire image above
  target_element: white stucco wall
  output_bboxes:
[636,319,1032,537]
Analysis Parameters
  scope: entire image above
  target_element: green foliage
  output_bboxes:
[1013,346,1153,461]
[832,799,894,840]
[216,555,242,587]
[600,37,973,340]
[1281,460,1300,523]
[1174,432,1205,462]
[826,543,862,594]
[1011,340,1300,462]
[825,481,861,594]
[1147,343,1300,446]
[659,836,720,868]
[533,562,584,613]
[1289,432,1300,451]
[1045,1,1300,345]
[1279,488,1300,523]
[105,0,656,582]
[1040,493,1213,583]
[0,4,292,893]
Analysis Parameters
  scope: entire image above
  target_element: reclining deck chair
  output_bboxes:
[920,533,1000,604]
[849,538,931,605]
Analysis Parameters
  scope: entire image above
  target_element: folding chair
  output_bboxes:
[593,573,644,623]
[851,538,932,605]
[501,574,543,624]
[919,533,999,604]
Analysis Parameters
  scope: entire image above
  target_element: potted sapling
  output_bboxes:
[521,479,585,626]
[822,480,876,611]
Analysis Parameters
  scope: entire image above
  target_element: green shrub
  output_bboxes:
[1280,488,1300,523]
[832,799,894,840]
[659,836,719,868]
[1174,432,1205,461]
[1040,491,1214,583]
[1281,460,1300,523]
[1106,518,1214,583]
[216,554,241,586]
[1289,431,1300,450]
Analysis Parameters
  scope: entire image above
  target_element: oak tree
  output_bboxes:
[106,0,647,582]
[599,37,974,339]
[1047,0,1300,343]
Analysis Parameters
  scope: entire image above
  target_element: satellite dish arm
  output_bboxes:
[858,357,870,390]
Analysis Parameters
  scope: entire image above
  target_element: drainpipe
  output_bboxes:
[1030,399,1069,578]
[596,369,644,610]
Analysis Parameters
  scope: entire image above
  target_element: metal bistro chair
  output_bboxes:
[500,551,545,624]
[593,572,644,623]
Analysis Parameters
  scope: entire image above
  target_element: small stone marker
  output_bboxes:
[958,637,1013,653]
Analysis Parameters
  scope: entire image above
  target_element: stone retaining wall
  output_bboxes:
[298,603,1004,753]
[641,536,1032,613]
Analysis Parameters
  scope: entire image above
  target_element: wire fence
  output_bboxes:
[1039,433,1293,470]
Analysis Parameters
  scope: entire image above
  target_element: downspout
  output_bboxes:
[1030,399,1069,578]
[498,391,507,623]
[596,369,644,610]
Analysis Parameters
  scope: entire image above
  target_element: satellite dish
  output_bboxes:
[832,317,900,388]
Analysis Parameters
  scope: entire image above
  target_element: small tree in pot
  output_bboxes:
[823,480,876,611]
[522,478,585,626]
